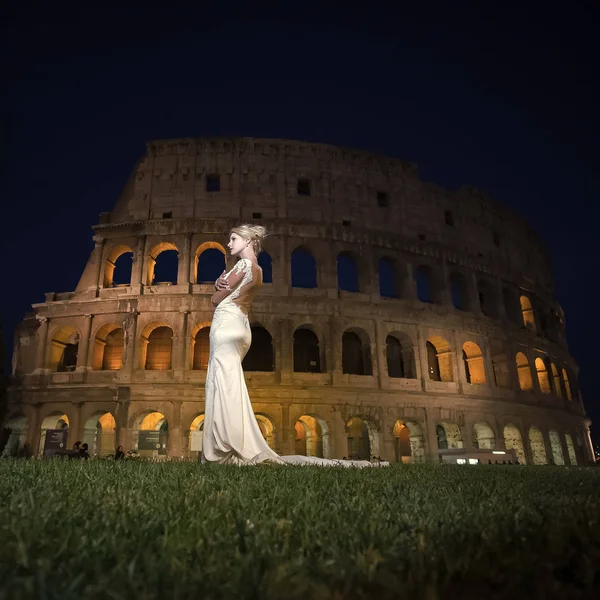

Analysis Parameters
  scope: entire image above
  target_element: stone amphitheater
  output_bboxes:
[3,137,594,464]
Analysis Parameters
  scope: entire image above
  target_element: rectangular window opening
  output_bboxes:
[297,178,311,196]
[445,210,454,226]
[493,231,500,246]
[206,174,221,192]
[162,212,172,219]
[252,212,262,219]
[377,191,389,208]
[418,233,426,241]
[342,220,352,227]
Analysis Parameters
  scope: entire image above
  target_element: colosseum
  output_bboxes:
[3,137,595,465]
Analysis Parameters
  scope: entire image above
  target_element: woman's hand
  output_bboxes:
[214,270,228,291]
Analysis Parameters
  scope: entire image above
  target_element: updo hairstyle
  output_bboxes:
[230,224,268,256]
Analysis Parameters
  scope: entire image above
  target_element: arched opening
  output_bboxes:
[379,257,399,298]
[462,342,486,384]
[516,352,533,391]
[134,411,168,456]
[565,433,577,465]
[342,330,372,376]
[196,247,226,284]
[503,424,526,464]
[147,242,179,285]
[473,422,496,449]
[535,357,551,394]
[427,336,453,382]
[255,414,276,450]
[520,295,536,331]
[478,279,498,318]
[490,339,511,388]
[415,265,434,303]
[258,251,273,283]
[83,412,116,457]
[141,324,173,370]
[92,324,125,370]
[337,252,360,293]
[528,426,547,464]
[294,415,329,457]
[243,326,274,371]
[291,247,317,288]
[38,413,70,456]
[1,415,28,457]
[189,414,205,456]
[437,422,463,450]
[551,364,563,398]
[393,420,425,462]
[192,326,210,370]
[346,417,378,460]
[386,333,416,379]
[103,245,134,287]
[293,327,321,373]
[562,369,573,400]
[548,430,565,465]
[450,273,469,310]
[49,326,79,372]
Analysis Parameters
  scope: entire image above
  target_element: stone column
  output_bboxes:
[280,318,293,384]
[404,261,417,300]
[542,430,555,465]
[374,319,388,388]
[461,421,474,450]
[76,315,93,371]
[424,408,439,462]
[559,434,571,466]
[166,404,182,457]
[130,236,146,292]
[280,404,295,455]
[124,311,139,374]
[438,262,452,307]
[416,327,429,388]
[177,234,192,289]
[469,272,483,316]
[34,317,49,373]
[173,311,189,373]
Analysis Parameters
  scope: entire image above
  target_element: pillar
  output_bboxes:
[34,317,49,372]
[124,311,139,373]
[76,315,93,371]
[280,404,295,455]
[424,408,439,462]
[90,236,104,292]
[173,311,188,372]
[166,405,182,457]
[177,234,191,288]
[374,320,388,388]
[130,236,145,292]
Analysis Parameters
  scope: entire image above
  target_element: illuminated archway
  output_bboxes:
[535,358,551,394]
[520,295,536,331]
[427,336,453,382]
[528,426,547,464]
[473,421,495,449]
[462,342,486,384]
[516,352,533,391]
[548,430,565,465]
[503,424,526,464]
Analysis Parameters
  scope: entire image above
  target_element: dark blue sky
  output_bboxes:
[2,1,598,442]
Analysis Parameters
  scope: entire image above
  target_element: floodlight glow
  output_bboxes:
[492,451,506,454]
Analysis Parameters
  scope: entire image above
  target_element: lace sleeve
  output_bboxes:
[232,258,252,276]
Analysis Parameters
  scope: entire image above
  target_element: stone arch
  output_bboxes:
[38,411,70,455]
[82,411,116,456]
[337,251,360,293]
[516,352,533,391]
[190,322,211,370]
[503,424,526,464]
[294,415,329,457]
[528,426,548,464]
[450,272,469,310]
[194,242,226,284]
[520,295,536,331]
[472,421,496,449]
[386,332,416,379]
[562,368,573,400]
[564,433,577,465]
[146,241,179,285]
[258,250,273,284]
[291,246,317,288]
[535,357,552,394]
[49,325,80,372]
[293,326,321,373]
[393,420,425,463]
[346,417,380,460]
[1,414,28,456]
[548,430,565,465]
[243,325,274,371]
[426,336,453,382]
[140,322,173,370]
[478,278,498,318]
[462,341,486,385]
[255,413,276,450]
[103,244,134,287]
[550,363,563,398]
[132,410,168,456]
[188,414,205,455]
[378,256,401,298]
[437,422,463,449]
[92,323,125,370]
[342,328,372,376]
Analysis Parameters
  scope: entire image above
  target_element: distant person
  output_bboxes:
[114,445,125,460]
[79,443,89,460]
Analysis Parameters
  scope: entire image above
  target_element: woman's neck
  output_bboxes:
[238,248,257,261]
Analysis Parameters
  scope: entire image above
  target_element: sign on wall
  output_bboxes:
[43,429,68,456]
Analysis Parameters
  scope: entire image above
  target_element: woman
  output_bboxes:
[201,224,386,468]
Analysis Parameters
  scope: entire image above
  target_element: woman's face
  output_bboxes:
[227,232,249,256]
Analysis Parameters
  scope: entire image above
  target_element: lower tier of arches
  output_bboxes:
[3,387,595,465]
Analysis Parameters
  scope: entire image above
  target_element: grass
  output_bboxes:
[0,460,599,600]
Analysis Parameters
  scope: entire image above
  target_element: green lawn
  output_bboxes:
[1,459,599,600]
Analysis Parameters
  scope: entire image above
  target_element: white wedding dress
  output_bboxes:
[201,258,388,468]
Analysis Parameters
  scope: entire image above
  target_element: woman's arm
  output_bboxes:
[210,261,249,306]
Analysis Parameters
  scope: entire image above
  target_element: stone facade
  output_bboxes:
[3,137,595,464]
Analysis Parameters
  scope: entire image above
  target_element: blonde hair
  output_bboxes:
[230,224,268,256]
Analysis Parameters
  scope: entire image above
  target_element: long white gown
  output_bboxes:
[201,258,388,468]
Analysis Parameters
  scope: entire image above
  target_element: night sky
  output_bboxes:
[2,1,598,444]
